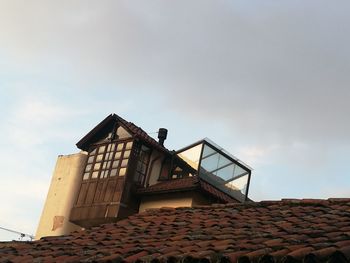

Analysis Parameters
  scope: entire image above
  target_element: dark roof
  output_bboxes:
[137,177,237,203]
[2,199,350,262]
[76,114,168,152]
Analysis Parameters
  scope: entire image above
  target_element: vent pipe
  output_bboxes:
[158,128,168,146]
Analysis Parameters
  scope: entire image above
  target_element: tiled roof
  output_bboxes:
[137,177,237,203]
[118,116,169,153]
[2,199,350,262]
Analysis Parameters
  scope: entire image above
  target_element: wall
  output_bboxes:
[35,152,87,239]
[147,150,164,186]
[139,192,194,212]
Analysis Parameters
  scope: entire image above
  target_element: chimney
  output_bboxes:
[157,128,168,146]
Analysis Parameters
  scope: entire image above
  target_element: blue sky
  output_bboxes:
[1,0,350,241]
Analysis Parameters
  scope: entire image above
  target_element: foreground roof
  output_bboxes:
[1,199,350,262]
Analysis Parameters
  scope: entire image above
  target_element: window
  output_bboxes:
[134,145,151,184]
[82,141,133,180]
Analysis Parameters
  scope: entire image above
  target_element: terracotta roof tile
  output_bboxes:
[1,198,350,262]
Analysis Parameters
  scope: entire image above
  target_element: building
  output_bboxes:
[35,114,252,239]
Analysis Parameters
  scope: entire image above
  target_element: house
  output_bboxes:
[1,199,350,262]
[35,114,252,239]
[1,114,350,262]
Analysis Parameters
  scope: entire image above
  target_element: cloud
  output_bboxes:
[1,0,350,239]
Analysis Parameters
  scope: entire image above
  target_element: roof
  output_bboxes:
[2,199,350,262]
[76,114,168,152]
[137,176,245,203]
[137,177,237,203]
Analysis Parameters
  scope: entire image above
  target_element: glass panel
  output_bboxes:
[98,146,106,153]
[117,143,124,151]
[121,159,128,167]
[201,151,220,172]
[102,161,111,169]
[87,156,95,163]
[105,152,113,160]
[216,164,234,181]
[177,143,203,170]
[110,169,118,177]
[90,148,97,155]
[119,167,126,176]
[110,143,115,151]
[101,170,108,178]
[96,154,103,162]
[217,155,231,170]
[107,144,111,151]
[233,165,248,178]
[114,152,121,159]
[226,174,249,195]
[91,171,99,179]
[112,160,119,168]
[198,142,251,201]
[94,163,101,170]
[202,144,216,159]
[124,150,131,158]
[83,172,90,180]
[125,141,133,150]
[85,164,92,172]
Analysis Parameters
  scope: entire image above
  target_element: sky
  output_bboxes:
[1,0,350,241]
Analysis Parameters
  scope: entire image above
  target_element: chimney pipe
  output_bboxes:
[158,128,168,146]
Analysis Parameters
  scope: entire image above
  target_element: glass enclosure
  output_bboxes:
[176,139,251,201]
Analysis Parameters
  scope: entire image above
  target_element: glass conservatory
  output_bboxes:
[176,138,252,202]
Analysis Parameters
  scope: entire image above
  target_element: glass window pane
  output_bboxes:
[91,171,99,179]
[107,144,113,151]
[233,165,248,178]
[101,170,108,178]
[119,168,126,176]
[105,152,113,160]
[85,164,92,172]
[110,169,118,177]
[124,150,131,158]
[216,164,234,181]
[96,154,103,162]
[112,160,119,168]
[117,143,124,151]
[114,152,121,159]
[217,155,232,169]
[125,141,133,150]
[121,159,128,167]
[87,156,94,163]
[177,143,203,170]
[110,144,115,151]
[102,161,111,169]
[226,174,249,195]
[90,148,97,155]
[94,163,101,170]
[201,152,220,172]
[98,146,106,153]
[83,172,90,180]
[202,144,216,159]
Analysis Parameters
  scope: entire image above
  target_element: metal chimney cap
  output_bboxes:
[158,128,168,146]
